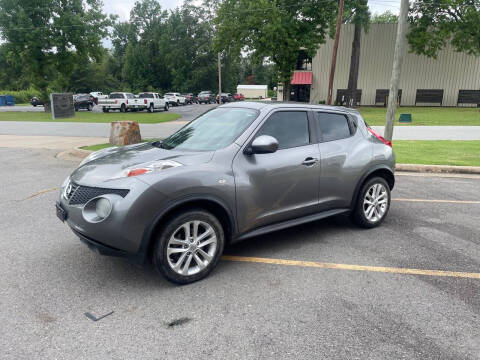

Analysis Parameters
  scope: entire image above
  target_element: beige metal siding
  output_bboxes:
[240,89,268,98]
[310,23,480,106]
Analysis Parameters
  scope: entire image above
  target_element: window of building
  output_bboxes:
[256,111,309,149]
[316,113,351,142]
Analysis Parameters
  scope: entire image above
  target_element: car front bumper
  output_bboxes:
[56,178,170,263]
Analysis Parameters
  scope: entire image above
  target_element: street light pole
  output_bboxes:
[218,52,222,105]
[326,0,344,105]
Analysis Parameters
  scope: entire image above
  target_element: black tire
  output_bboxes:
[75,107,79,112]
[164,103,169,111]
[102,107,109,113]
[153,209,225,284]
[176,100,180,106]
[148,103,154,113]
[351,176,391,229]
[88,104,93,111]
[120,104,126,113]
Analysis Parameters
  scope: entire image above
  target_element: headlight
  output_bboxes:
[78,147,118,167]
[122,160,183,178]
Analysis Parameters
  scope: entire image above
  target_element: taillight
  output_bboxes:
[126,100,129,104]
[367,128,392,147]
[144,99,147,104]
[114,100,118,104]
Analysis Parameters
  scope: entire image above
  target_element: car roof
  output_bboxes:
[219,101,362,115]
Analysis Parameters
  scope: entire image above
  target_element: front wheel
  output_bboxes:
[153,209,225,284]
[164,103,169,111]
[351,177,391,228]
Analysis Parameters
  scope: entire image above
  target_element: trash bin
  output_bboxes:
[5,95,14,106]
[0,95,5,106]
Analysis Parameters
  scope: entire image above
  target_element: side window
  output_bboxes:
[316,112,351,142]
[255,111,309,150]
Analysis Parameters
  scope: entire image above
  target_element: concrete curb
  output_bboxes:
[60,146,480,175]
[396,163,480,175]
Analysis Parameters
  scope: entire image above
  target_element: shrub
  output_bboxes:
[0,89,41,104]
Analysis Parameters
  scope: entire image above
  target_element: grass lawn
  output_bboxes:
[358,107,480,126]
[83,139,480,167]
[0,111,181,123]
[81,138,160,151]
[394,140,480,166]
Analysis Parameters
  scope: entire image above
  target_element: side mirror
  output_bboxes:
[245,135,279,155]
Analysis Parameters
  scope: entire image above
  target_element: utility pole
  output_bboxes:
[384,0,409,141]
[218,52,222,104]
[326,0,344,105]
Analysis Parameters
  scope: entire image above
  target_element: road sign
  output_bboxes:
[399,113,412,123]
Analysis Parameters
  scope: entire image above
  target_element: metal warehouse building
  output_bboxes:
[289,23,480,106]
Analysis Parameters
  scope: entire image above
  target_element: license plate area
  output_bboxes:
[56,202,67,222]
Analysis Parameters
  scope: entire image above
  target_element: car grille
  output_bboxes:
[65,182,129,205]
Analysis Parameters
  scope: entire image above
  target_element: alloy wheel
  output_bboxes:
[363,183,388,222]
[166,220,217,276]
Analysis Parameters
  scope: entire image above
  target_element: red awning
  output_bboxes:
[291,71,312,85]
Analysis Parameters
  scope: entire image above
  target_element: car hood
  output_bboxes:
[70,142,214,185]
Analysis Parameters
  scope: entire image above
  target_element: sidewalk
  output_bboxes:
[0,135,108,149]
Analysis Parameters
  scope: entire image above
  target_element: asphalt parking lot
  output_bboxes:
[1,147,479,359]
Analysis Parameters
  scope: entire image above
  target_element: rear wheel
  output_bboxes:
[153,209,225,284]
[88,104,93,111]
[120,104,126,113]
[351,177,391,228]
[148,103,154,113]
[102,107,109,113]
[164,103,169,111]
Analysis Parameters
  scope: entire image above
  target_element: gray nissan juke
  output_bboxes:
[56,102,395,284]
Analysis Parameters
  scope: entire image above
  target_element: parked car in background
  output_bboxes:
[216,93,234,103]
[30,97,44,107]
[234,93,245,101]
[90,91,108,104]
[138,92,169,112]
[98,92,146,112]
[197,91,215,104]
[56,102,395,284]
[74,94,95,111]
[164,92,187,106]
[183,93,197,104]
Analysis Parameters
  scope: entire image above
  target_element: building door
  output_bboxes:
[290,85,311,102]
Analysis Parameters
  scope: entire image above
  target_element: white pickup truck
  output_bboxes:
[164,92,187,106]
[90,91,108,104]
[99,92,146,112]
[138,92,169,112]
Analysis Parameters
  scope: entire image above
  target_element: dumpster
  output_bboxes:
[0,95,5,106]
[5,95,14,106]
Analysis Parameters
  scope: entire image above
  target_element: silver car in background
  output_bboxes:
[56,102,395,284]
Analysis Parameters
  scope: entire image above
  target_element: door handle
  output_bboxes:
[302,157,318,166]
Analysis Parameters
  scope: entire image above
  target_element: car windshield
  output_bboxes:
[159,108,258,151]
[139,93,154,98]
[109,93,124,99]
[165,93,174,96]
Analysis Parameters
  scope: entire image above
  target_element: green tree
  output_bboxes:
[214,0,337,100]
[0,0,115,105]
[408,0,480,57]
[371,10,398,23]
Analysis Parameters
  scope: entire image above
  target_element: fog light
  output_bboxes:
[95,198,112,219]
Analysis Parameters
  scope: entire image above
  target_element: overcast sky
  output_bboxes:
[102,0,400,22]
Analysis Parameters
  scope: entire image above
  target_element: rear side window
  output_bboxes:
[109,93,124,99]
[255,111,309,150]
[316,112,351,142]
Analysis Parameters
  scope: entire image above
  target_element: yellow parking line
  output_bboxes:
[23,187,59,200]
[393,198,480,204]
[222,256,480,279]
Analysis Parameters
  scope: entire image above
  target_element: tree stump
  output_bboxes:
[109,121,142,146]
